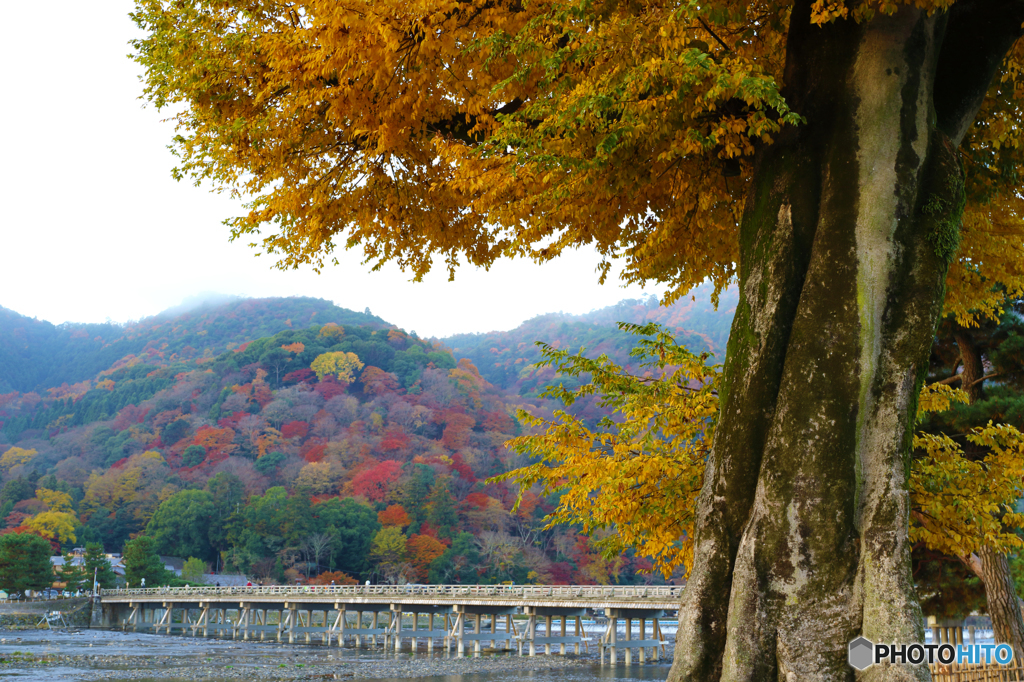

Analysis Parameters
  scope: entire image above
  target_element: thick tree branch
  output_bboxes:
[934,0,1024,146]
[427,98,525,143]
[971,373,1000,388]
[960,551,984,579]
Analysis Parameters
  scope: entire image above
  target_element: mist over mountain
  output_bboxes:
[0,297,388,394]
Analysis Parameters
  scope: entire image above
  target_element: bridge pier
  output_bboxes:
[521,607,587,657]
[452,605,517,657]
[599,608,666,665]
[97,583,680,664]
[389,604,450,652]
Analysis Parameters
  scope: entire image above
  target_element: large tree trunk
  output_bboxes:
[668,2,1024,680]
[979,546,1024,662]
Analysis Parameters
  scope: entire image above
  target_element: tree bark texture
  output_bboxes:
[668,2,1024,680]
[979,545,1024,664]
[954,330,1024,661]
[952,328,984,403]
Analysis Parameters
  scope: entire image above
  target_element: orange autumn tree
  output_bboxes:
[309,571,358,586]
[407,534,448,582]
[132,0,1024,677]
[377,504,411,528]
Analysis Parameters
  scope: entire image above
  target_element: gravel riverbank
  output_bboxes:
[74,654,588,680]
[0,629,673,681]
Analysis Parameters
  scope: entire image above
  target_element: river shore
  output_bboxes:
[0,628,672,681]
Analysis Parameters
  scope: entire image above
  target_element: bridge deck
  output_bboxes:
[102,585,682,611]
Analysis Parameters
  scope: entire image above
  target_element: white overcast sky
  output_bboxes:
[0,2,659,338]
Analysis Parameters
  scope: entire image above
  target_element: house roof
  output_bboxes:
[203,574,249,586]
[50,555,126,575]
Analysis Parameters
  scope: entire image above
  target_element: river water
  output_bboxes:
[0,628,673,682]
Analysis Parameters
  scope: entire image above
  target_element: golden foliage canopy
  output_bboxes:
[310,351,364,383]
[25,512,77,545]
[0,447,36,472]
[496,323,717,576]
[132,0,1024,313]
[909,384,1024,557]
[499,326,1024,576]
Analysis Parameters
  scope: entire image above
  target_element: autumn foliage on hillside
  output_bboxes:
[0,317,666,586]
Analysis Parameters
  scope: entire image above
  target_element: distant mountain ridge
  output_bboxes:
[1,286,736,396]
[0,297,388,394]
[440,283,737,394]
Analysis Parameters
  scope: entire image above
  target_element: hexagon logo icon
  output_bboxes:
[849,636,874,670]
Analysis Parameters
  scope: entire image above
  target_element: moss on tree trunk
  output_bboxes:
[663,3,1015,679]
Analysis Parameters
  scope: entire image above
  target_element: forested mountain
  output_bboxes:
[0,289,733,587]
[441,283,737,395]
[0,321,550,582]
[0,297,386,394]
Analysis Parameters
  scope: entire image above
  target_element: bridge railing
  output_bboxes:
[101,584,684,601]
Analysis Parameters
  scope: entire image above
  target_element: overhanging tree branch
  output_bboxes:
[934,0,1024,145]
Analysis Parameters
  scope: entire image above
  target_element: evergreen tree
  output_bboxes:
[59,551,89,594]
[428,532,482,585]
[83,542,116,590]
[0,534,53,594]
[399,464,434,533]
[123,537,172,588]
[426,479,458,539]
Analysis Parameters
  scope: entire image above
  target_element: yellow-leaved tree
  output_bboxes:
[0,447,36,472]
[131,0,1024,675]
[24,489,78,544]
[501,327,1024,622]
[310,352,364,384]
[497,323,716,576]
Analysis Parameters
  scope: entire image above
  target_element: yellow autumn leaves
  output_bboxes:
[131,0,1024,315]
[310,351,364,383]
[500,325,1024,577]
[496,323,716,577]
[911,385,1024,557]
[25,489,77,545]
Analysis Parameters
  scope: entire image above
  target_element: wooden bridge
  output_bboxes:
[98,584,682,664]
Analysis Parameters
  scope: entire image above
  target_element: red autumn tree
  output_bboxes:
[360,366,401,396]
[300,438,328,463]
[350,460,403,503]
[192,426,237,458]
[281,420,310,440]
[283,368,315,384]
[314,376,347,400]
[112,404,149,431]
[379,426,410,452]
[309,571,358,586]
[440,412,475,451]
[448,453,476,483]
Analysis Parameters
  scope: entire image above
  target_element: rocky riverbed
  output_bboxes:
[0,629,672,681]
